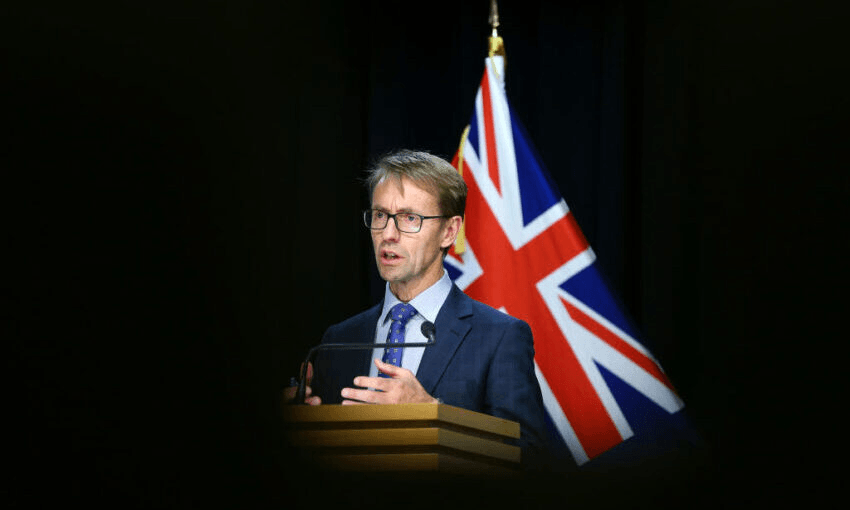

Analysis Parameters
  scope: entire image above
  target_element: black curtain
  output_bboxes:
[7,1,845,507]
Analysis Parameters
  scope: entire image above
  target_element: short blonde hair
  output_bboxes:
[366,150,467,218]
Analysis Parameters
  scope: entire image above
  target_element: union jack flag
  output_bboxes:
[445,54,687,466]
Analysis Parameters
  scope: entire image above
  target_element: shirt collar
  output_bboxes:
[380,270,453,324]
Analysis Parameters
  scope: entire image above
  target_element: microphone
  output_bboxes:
[292,320,437,405]
[421,321,436,343]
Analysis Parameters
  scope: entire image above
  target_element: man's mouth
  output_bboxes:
[381,249,402,261]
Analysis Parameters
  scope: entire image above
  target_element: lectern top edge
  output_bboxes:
[283,403,520,439]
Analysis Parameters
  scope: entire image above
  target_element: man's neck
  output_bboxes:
[388,270,443,303]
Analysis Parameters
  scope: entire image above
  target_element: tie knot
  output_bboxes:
[389,303,418,326]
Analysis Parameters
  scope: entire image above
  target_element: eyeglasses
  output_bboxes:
[363,209,450,233]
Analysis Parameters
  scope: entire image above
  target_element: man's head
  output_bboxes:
[366,150,467,222]
[365,150,467,301]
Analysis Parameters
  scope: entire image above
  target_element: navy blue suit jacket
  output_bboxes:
[313,284,549,461]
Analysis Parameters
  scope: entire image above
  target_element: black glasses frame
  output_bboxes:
[363,209,450,233]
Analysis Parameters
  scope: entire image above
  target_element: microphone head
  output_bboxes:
[421,321,436,340]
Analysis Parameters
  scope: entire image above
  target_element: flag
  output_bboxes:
[446,49,691,467]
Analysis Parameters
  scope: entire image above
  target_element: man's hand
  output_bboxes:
[281,362,322,405]
[282,385,321,405]
[340,358,439,405]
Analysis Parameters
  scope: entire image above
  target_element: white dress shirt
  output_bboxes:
[368,270,453,378]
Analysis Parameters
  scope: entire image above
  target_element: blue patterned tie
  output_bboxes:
[380,303,418,378]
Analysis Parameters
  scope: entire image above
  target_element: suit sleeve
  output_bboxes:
[484,319,549,468]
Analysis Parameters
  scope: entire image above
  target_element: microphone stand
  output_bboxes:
[292,322,437,405]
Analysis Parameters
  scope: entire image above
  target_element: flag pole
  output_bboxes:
[454,1,507,255]
[488,0,505,59]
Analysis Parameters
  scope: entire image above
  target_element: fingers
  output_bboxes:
[283,362,318,405]
[282,385,309,401]
[373,358,404,378]
[341,360,436,405]
[282,383,320,405]
[352,375,389,391]
[345,359,413,391]
[299,361,314,383]
[340,387,382,404]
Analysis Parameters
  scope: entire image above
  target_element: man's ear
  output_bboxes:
[440,216,463,249]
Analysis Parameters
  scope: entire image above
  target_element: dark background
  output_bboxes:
[6,0,846,507]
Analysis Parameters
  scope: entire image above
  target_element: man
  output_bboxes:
[290,150,548,458]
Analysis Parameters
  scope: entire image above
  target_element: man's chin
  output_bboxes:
[377,266,402,282]
[377,256,406,274]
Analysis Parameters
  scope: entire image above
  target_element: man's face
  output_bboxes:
[370,177,457,301]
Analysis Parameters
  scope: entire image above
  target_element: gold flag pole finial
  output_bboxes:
[488,0,505,58]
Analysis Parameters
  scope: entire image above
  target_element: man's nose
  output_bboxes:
[381,216,401,240]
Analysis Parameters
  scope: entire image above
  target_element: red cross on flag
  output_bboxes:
[445,48,689,466]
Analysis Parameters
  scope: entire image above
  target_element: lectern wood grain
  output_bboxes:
[283,403,522,475]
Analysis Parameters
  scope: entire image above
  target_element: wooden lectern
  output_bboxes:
[282,403,522,477]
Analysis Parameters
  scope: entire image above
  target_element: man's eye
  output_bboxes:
[403,215,418,223]
[373,211,386,220]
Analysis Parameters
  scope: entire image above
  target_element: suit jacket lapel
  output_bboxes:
[416,285,472,394]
